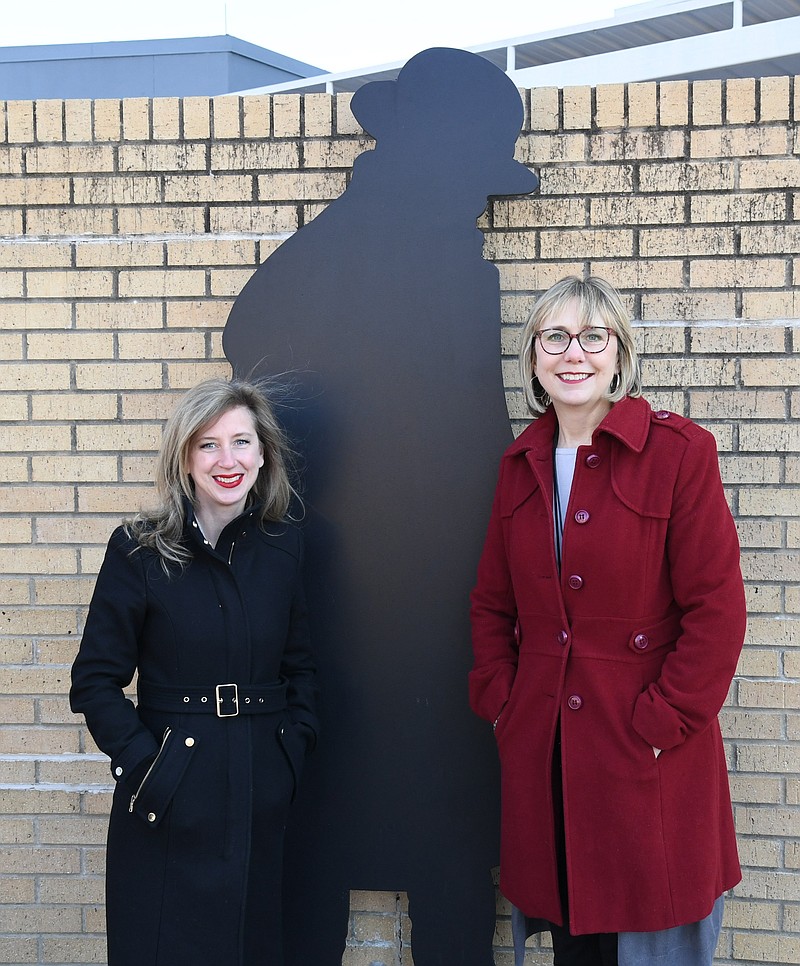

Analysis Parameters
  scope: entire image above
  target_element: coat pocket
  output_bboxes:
[277,718,308,802]
[128,726,197,829]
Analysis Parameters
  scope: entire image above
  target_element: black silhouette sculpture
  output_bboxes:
[223,47,538,966]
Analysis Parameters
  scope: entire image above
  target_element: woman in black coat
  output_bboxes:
[70,378,317,966]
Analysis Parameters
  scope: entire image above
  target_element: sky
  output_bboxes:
[4,0,629,73]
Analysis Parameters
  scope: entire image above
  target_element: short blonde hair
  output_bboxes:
[128,378,296,569]
[518,276,642,415]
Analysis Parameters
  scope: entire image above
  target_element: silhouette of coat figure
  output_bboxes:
[223,47,537,966]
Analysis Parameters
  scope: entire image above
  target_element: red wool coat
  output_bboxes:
[469,396,746,936]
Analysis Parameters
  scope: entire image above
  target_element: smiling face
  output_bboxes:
[533,299,620,426]
[186,405,264,526]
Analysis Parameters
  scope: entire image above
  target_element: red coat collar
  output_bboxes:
[507,395,653,458]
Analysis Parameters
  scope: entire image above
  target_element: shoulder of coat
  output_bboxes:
[647,408,706,443]
[255,518,303,559]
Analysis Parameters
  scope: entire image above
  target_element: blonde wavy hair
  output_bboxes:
[127,378,296,570]
[518,275,642,416]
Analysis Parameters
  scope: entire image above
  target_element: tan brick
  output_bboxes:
[497,261,588,293]
[273,94,301,137]
[0,145,24,174]
[1,485,74,513]
[183,95,211,139]
[0,726,79,755]
[210,141,299,172]
[152,97,180,140]
[0,241,72,269]
[482,231,536,261]
[691,192,787,223]
[640,226,734,257]
[659,80,689,126]
[627,82,657,127]
[117,142,207,172]
[741,357,800,387]
[691,80,722,126]
[120,456,157,484]
[27,205,116,235]
[1,605,78,635]
[0,545,76,574]
[26,270,114,299]
[117,331,206,360]
[165,299,233,329]
[741,290,800,319]
[491,196,585,229]
[0,363,69,392]
[74,362,162,391]
[116,204,207,235]
[303,92,333,137]
[165,237,256,266]
[591,129,684,161]
[738,487,799,517]
[759,75,791,122]
[34,575,97,604]
[27,332,114,361]
[335,93,361,135]
[514,133,589,165]
[92,98,122,141]
[75,301,163,330]
[642,292,736,321]
[34,100,64,142]
[0,208,23,233]
[638,160,733,192]
[166,361,230,389]
[0,936,36,963]
[589,194,684,225]
[210,268,256,296]
[739,423,800,452]
[540,228,633,260]
[0,397,27,421]
[719,455,781,483]
[75,239,164,268]
[642,358,735,387]
[121,97,150,140]
[690,258,786,288]
[212,95,241,139]
[593,84,625,129]
[303,138,372,168]
[163,173,252,203]
[74,423,162,452]
[539,164,634,195]
[741,157,800,189]
[0,333,23,359]
[1,424,71,451]
[0,176,70,205]
[526,87,557,132]
[39,875,105,904]
[117,267,207,298]
[6,101,34,142]
[242,94,271,138]
[562,86,591,130]
[64,99,92,141]
[26,144,115,174]
[257,170,346,202]
[692,125,787,158]
[209,204,298,233]
[0,271,23,297]
[73,174,161,205]
[77,485,155,514]
[726,77,757,125]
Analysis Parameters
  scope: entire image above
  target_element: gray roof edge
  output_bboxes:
[0,34,325,76]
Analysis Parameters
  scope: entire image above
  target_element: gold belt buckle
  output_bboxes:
[215,683,239,718]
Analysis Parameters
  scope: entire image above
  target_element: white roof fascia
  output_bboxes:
[508,15,800,88]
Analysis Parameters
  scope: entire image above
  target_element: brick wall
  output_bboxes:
[0,77,797,965]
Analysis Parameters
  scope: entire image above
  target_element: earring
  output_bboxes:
[609,372,620,394]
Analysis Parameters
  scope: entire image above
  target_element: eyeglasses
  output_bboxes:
[535,327,616,355]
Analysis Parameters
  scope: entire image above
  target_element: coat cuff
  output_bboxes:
[632,687,686,752]
[109,730,161,783]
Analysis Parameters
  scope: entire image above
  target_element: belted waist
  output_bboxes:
[137,679,287,718]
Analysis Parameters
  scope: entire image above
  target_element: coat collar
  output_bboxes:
[507,395,653,458]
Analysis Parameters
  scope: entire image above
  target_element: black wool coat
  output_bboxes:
[70,507,317,966]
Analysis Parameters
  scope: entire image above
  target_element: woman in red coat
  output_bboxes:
[469,277,746,965]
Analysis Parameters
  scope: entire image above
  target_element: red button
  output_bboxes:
[585,454,601,468]
[574,509,590,525]
[557,630,569,646]
[568,694,583,710]
[634,634,649,650]
[655,411,670,420]
[568,575,584,590]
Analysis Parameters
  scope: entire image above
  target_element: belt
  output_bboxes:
[137,680,287,718]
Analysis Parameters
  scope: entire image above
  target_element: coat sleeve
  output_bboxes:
[469,460,520,725]
[632,427,746,751]
[280,531,319,748]
[70,527,161,784]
